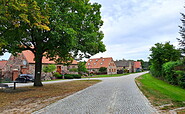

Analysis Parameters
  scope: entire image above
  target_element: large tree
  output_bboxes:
[0,0,106,86]
[78,61,87,75]
[149,42,181,77]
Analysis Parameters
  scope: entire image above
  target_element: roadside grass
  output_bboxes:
[83,72,140,78]
[135,73,185,113]
[0,80,101,113]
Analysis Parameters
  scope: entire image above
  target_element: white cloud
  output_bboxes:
[90,0,184,61]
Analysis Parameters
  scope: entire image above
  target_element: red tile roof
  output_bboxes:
[134,61,141,68]
[22,50,77,64]
[0,60,7,69]
[86,57,113,69]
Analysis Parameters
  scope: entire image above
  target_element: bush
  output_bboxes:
[99,67,107,73]
[64,75,74,79]
[162,60,184,86]
[69,68,78,72]
[162,61,182,85]
[176,71,185,88]
[53,72,61,78]
[117,70,123,74]
[64,74,81,79]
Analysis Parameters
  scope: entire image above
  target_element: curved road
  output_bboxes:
[33,72,158,114]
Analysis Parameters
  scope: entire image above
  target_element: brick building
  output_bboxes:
[0,60,7,78]
[3,50,78,81]
[86,57,117,75]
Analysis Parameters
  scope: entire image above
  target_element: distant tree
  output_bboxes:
[43,64,56,75]
[0,0,106,86]
[78,62,87,74]
[149,42,181,77]
[99,67,107,73]
[137,59,149,70]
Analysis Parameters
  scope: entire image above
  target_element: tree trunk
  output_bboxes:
[34,51,43,86]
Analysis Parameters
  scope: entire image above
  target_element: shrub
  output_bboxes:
[53,72,61,78]
[99,67,107,73]
[117,70,123,74]
[162,60,183,85]
[176,71,185,88]
[64,74,81,79]
[64,75,73,79]
[69,68,78,72]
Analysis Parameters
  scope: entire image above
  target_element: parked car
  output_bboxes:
[15,74,34,83]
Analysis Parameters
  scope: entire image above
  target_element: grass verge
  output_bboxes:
[83,72,140,78]
[0,80,101,113]
[135,73,185,113]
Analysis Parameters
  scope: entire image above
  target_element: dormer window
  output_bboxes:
[88,63,90,65]
[94,63,96,65]
[102,59,104,61]
[96,59,98,61]
[90,60,92,62]
[100,63,103,65]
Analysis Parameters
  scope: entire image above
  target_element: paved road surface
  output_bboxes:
[33,72,158,114]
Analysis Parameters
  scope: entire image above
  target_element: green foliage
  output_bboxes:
[69,68,78,72]
[99,67,107,73]
[43,64,56,73]
[162,61,182,85]
[64,74,81,79]
[78,62,87,74]
[176,71,185,88]
[149,42,181,77]
[0,0,105,86]
[53,72,61,78]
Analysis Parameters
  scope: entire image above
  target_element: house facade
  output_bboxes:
[3,50,78,81]
[115,59,142,73]
[86,57,117,75]
[114,59,134,73]
[0,60,8,78]
[134,61,142,72]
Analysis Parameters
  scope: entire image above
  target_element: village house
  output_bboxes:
[86,57,117,75]
[3,50,78,81]
[0,60,8,78]
[134,61,142,72]
[114,59,134,73]
[115,59,142,73]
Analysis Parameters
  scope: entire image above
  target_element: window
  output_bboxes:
[94,63,96,65]
[100,63,103,65]
[88,63,90,65]
[96,59,98,61]
[102,59,104,61]
[90,60,92,62]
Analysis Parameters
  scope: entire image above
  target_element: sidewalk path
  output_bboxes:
[33,72,158,114]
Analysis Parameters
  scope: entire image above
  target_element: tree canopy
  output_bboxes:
[0,0,106,86]
[149,42,181,77]
[43,64,56,74]
[78,61,87,74]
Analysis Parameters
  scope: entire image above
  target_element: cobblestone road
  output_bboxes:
[33,72,158,114]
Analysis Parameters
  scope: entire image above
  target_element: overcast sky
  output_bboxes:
[0,0,184,61]
[90,0,184,61]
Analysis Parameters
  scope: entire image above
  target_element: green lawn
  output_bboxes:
[136,73,185,111]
